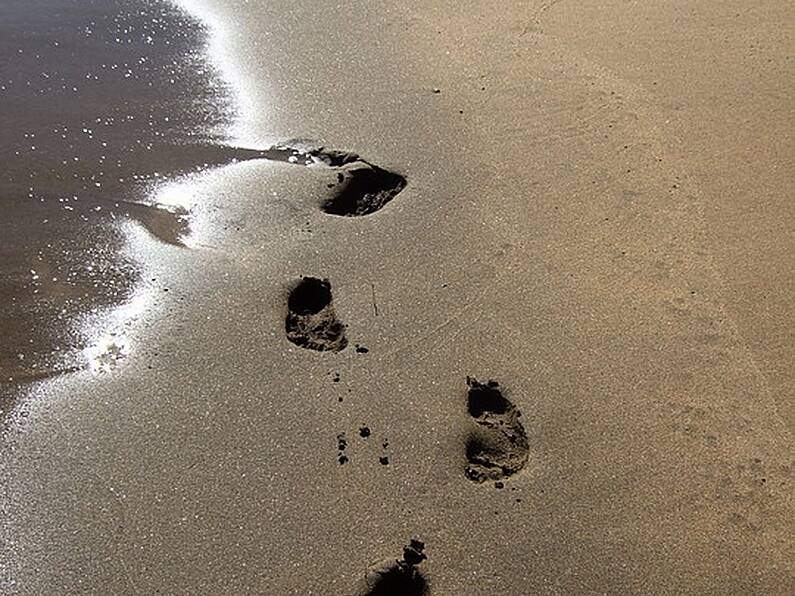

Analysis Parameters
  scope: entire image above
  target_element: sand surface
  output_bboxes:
[1,1,793,594]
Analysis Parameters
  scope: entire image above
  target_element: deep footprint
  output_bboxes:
[322,161,406,217]
[361,539,428,596]
[285,277,347,352]
[464,377,529,482]
[261,143,406,216]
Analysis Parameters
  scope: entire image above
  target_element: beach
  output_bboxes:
[1,1,793,594]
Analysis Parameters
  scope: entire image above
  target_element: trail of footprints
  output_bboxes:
[269,144,529,593]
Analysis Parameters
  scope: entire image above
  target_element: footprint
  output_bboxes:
[260,143,406,216]
[285,277,347,352]
[360,538,428,596]
[464,377,529,483]
[321,161,406,217]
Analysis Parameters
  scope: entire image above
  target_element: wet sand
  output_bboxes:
[1,1,793,594]
[0,0,259,400]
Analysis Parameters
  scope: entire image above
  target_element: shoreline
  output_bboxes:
[0,0,258,413]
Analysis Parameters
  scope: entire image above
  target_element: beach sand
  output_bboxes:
[1,1,793,594]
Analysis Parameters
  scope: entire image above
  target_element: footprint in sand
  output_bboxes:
[464,377,529,483]
[321,160,406,217]
[360,538,428,596]
[285,277,347,352]
[261,144,407,216]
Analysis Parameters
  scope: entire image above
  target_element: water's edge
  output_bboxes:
[0,0,251,414]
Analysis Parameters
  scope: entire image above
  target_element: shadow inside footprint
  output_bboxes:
[285,277,347,352]
[362,539,428,596]
[464,377,529,482]
[323,163,407,217]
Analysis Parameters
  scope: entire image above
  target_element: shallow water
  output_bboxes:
[0,0,250,398]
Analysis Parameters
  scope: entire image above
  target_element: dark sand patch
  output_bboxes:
[464,377,529,482]
[285,277,347,352]
[116,200,190,247]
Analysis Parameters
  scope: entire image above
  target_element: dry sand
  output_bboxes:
[1,1,793,594]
